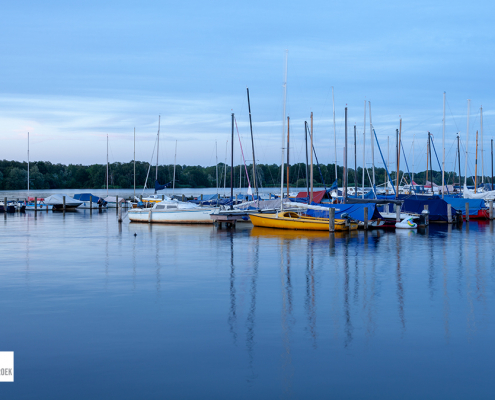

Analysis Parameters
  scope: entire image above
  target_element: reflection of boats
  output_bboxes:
[44,194,83,210]
[249,211,358,231]
[128,200,218,224]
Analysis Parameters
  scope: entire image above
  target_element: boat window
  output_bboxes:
[155,205,165,210]
[167,205,177,209]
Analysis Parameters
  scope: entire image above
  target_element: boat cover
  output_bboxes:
[443,197,486,215]
[377,195,452,222]
[74,193,102,202]
[44,194,83,206]
[103,196,126,203]
[295,190,327,204]
[305,203,382,222]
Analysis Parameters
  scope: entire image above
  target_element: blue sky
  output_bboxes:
[1,0,494,178]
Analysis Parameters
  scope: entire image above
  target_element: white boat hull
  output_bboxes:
[78,202,107,209]
[129,208,217,224]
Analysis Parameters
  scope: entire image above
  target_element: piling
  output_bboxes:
[90,195,93,211]
[34,197,37,212]
[396,203,400,222]
[466,203,469,221]
[329,208,335,232]
[363,207,368,230]
[182,194,185,202]
[490,200,493,220]
[116,195,119,213]
[447,204,452,224]
[63,196,66,213]
[118,203,122,223]
[201,194,203,201]
[4,197,7,216]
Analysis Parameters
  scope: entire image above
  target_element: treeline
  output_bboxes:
[0,159,474,190]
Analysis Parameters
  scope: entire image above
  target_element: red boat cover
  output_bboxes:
[28,197,44,201]
[295,190,327,204]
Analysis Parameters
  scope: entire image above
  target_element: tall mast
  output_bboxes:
[280,50,288,210]
[362,100,366,198]
[106,134,109,196]
[430,132,433,191]
[457,135,461,190]
[344,107,347,203]
[246,88,258,200]
[310,112,314,203]
[395,129,398,195]
[412,135,415,186]
[481,106,484,184]
[133,128,136,199]
[305,121,310,204]
[442,92,446,198]
[426,133,429,185]
[230,113,234,210]
[156,115,160,181]
[215,141,218,195]
[396,119,402,198]
[464,100,470,188]
[354,124,357,195]
[387,135,390,182]
[332,87,337,182]
[491,138,493,190]
[173,140,177,195]
[369,101,375,187]
[27,132,30,196]
[287,116,290,198]
[475,130,478,193]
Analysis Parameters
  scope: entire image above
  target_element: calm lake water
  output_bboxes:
[1,205,495,399]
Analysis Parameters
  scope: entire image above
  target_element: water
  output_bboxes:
[1,208,495,399]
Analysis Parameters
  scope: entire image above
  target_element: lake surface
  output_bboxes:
[1,207,495,399]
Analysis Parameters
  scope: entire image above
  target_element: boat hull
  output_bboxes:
[249,213,358,231]
[128,208,216,224]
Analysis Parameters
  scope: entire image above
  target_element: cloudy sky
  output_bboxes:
[1,0,494,178]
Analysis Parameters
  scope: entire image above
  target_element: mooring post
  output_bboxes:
[161,195,164,201]
[329,208,335,232]
[490,200,494,220]
[63,196,66,213]
[118,203,122,223]
[34,197,37,213]
[466,202,469,222]
[424,204,429,226]
[396,203,400,222]
[447,203,452,224]
[364,207,368,230]
[4,197,7,216]
[182,194,185,202]
[201,194,203,201]
[90,195,93,211]
[116,195,119,213]
[235,194,238,205]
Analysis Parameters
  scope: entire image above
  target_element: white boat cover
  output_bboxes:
[463,184,495,200]
[44,194,83,206]
[104,196,127,203]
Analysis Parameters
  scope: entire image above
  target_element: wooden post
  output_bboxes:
[490,200,493,220]
[363,207,368,230]
[63,196,66,212]
[329,208,335,232]
[424,204,429,226]
[447,203,452,224]
[34,197,37,212]
[396,203,400,222]
[90,195,92,211]
[182,194,185,202]
[162,195,164,201]
[4,197,7,215]
[116,195,119,213]
[466,202,469,221]
[201,194,203,201]
[118,203,122,223]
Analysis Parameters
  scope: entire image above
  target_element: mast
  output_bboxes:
[246,88,258,200]
[426,133,429,186]
[457,135,461,190]
[412,135,415,186]
[395,129,398,196]
[491,138,493,190]
[396,119,402,198]
[27,132,30,196]
[215,141,218,195]
[156,115,160,181]
[369,101,375,187]
[106,134,110,196]
[387,135,390,185]
[475,130,478,193]
[464,100,470,188]
[280,50,288,210]
[481,106,484,184]
[430,132,433,191]
[333,87,337,182]
[310,112,314,203]
[305,121,310,204]
[442,92,446,198]
[344,107,347,203]
[133,128,136,199]
[354,124,357,195]
[362,100,366,198]
[230,113,234,210]
[287,116,290,198]
[173,140,177,195]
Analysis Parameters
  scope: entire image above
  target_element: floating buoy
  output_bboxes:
[395,216,417,229]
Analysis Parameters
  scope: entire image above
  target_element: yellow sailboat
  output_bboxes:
[249,211,358,231]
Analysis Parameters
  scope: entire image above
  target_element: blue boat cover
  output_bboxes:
[377,195,453,222]
[305,203,382,222]
[73,193,101,202]
[443,197,485,215]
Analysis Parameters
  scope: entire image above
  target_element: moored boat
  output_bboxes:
[128,200,218,224]
[249,211,358,231]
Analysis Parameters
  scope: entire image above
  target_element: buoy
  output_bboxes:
[395,216,417,229]
[134,233,137,237]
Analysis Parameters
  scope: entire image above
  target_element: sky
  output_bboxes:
[1,0,494,179]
